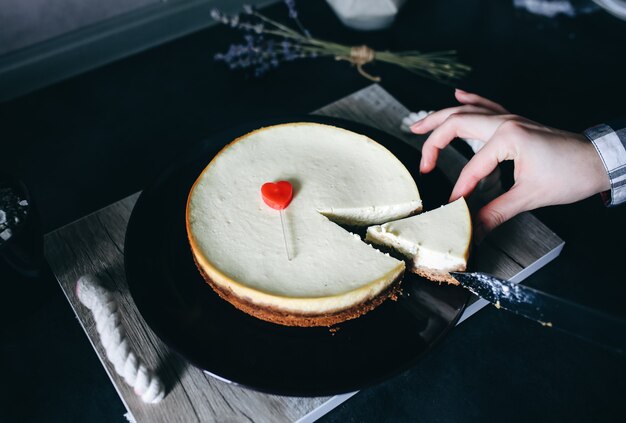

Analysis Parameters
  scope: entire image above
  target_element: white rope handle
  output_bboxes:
[76,275,165,403]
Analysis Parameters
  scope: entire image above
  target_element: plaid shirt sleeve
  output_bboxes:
[584,117,626,206]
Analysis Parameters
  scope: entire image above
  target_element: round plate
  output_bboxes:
[125,116,470,397]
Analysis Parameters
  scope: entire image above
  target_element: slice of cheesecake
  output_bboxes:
[366,197,472,285]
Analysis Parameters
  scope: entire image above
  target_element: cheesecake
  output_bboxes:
[186,122,422,326]
[366,197,472,285]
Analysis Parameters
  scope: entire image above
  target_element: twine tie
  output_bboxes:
[336,45,381,82]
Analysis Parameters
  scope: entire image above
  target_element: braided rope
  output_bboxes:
[76,275,165,403]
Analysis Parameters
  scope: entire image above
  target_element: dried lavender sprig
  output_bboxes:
[214,36,317,77]
[283,30,470,81]
[283,0,311,37]
[212,7,470,83]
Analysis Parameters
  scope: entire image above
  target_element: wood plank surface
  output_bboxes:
[46,193,332,423]
[44,84,563,423]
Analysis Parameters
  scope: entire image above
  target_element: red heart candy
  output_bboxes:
[261,181,293,210]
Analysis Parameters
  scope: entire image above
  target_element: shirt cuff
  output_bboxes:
[584,119,626,207]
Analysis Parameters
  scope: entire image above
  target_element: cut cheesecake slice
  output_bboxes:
[186,122,422,326]
[366,197,472,285]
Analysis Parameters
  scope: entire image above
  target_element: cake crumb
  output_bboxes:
[329,326,341,335]
[494,300,501,309]
[390,289,401,301]
[539,321,553,327]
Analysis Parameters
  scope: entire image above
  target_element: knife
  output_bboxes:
[450,272,626,354]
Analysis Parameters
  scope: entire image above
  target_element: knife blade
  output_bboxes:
[450,272,626,354]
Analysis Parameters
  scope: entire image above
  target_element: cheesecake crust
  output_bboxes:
[192,254,404,327]
[410,264,463,286]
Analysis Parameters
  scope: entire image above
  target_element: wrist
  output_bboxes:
[584,137,612,194]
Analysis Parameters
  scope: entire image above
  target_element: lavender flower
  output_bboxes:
[210,9,229,25]
[214,32,316,77]
[283,0,311,37]
[211,2,313,78]
[210,8,263,33]
[229,14,239,28]
[284,0,298,19]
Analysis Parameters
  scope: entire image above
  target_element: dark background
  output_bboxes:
[1,0,625,421]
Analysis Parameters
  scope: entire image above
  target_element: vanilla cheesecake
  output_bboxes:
[366,197,472,285]
[186,122,422,326]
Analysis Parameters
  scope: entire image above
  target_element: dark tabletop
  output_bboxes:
[1,0,626,421]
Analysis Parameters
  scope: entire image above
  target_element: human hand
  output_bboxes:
[411,89,610,242]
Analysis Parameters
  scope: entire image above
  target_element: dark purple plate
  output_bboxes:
[124,116,469,396]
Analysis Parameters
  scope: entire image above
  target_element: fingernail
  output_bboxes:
[419,156,425,172]
[455,88,467,94]
[410,120,423,131]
